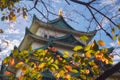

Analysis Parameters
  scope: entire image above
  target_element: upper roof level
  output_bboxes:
[48,16,74,30]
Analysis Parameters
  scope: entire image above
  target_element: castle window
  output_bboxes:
[44,34,47,38]
[49,35,55,39]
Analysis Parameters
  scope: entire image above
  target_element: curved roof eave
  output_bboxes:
[32,15,97,37]
[26,28,84,47]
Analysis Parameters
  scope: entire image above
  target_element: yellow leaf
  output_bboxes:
[71,69,78,73]
[65,74,71,79]
[55,60,59,64]
[85,51,91,58]
[15,62,24,69]
[3,57,11,64]
[59,70,65,77]
[38,63,46,69]
[73,45,83,51]
[11,15,16,22]
[112,35,117,40]
[50,67,56,72]
[63,51,69,58]
[55,73,60,78]
[80,35,89,41]
[97,40,105,46]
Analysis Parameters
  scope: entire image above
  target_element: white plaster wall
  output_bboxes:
[31,42,45,49]
[36,27,66,38]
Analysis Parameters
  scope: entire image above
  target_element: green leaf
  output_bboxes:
[84,44,91,51]
[80,35,89,41]
[3,56,11,64]
[13,48,19,56]
[71,69,78,73]
[73,45,83,51]
[15,62,24,69]
[80,75,86,80]
[92,40,99,51]
[51,64,59,69]
[48,58,54,64]
[112,35,117,40]
[111,28,115,34]
[117,24,120,30]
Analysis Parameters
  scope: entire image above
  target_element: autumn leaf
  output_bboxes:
[3,56,11,64]
[9,58,15,66]
[65,74,71,79]
[38,63,46,69]
[111,28,115,34]
[117,24,120,30]
[55,73,60,78]
[11,15,16,22]
[0,29,4,33]
[63,51,69,58]
[13,48,19,56]
[91,40,99,51]
[117,36,120,45]
[51,64,59,70]
[15,62,24,69]
[80,35,88,41]
[85,69,90,75]
[23,11,27,19]
[112,35,117,40]
[4,71,11,76]
[71,69,78,73]
[97,40,105,46]
[73,45,83,51]
[85,51,91,58]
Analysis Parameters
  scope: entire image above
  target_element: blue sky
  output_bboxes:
[0,0,120,64]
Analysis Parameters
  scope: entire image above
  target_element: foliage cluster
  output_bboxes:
[2,39,113,80]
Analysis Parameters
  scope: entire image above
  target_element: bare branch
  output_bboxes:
[89,5,117,27]
[35,7,49,20]
[65,0,70,5]
[87,6,112,39]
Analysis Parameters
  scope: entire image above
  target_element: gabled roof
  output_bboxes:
[48,16,74,30]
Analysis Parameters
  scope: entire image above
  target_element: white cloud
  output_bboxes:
[6,28,20,34]
[100,0,117,5]
[52,0,60,3]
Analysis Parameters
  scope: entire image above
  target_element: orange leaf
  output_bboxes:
[18,62,24,65]
[118,36,120,45]
[9,58,15,66]
[97,40,105,46]
[85,69,90,74]
[4,71,11,76]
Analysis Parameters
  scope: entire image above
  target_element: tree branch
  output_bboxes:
[87,6,112,39]
[89,5,117,27]
[95,62,120,80]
